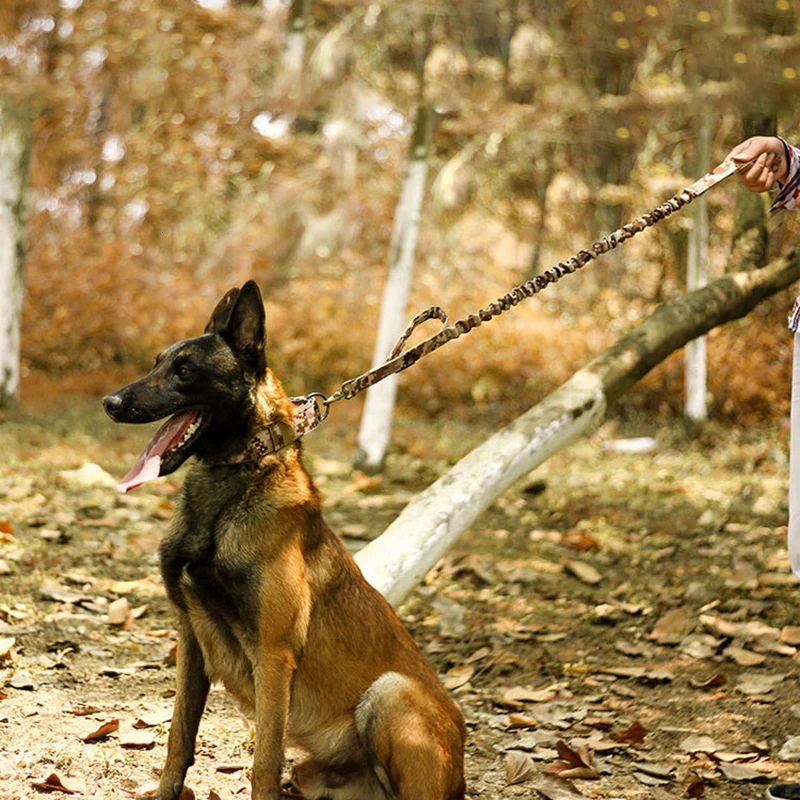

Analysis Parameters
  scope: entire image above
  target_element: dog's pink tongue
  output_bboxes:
[117,410,199,493]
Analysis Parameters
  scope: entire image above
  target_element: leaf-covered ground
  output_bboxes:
[1,394,799,799]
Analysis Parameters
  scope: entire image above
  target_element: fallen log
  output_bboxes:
[354,246,800,606]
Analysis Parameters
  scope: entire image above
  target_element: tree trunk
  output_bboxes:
[684,107,710,421]
[526,142,555,279]
[0,99,34,407]
[283,0,312,77]
[354,105,436,472]
[729,112,775,272]
[355,246,800,605]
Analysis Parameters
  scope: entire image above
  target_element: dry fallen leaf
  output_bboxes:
[545,740,601,780]
[751,636,796,657]
[717,762,772,782]
[30,773,79,795]
[0,636,16,661]
[502,686,557,705]
[614,721,647,745]
[725,645,766,667]
[556,741,592,769]
[8,672,37,690]
[690,673,726,690]
[508,713,539,728]
[634,771,670,786]
[679,633,722,660]
[442,664,474,690]
[505,750,536,785]
[614,639,654,658]
[598,666,645,679]
[466,646,492,664]
[106,597,132,627]
[536,773,585,799]
[120,729,156,749]
[562,530,599,552]
[639,669,675,685]
[584,718,614,731]
[712,751,760,763]
[736,673,786,696]
[565,560,602,585]
[649,607,694,645]
[133,708,172,728]
[631,761,674,780]
[679,735,720,755]
[81,718,119,742]
[781,625,800,646]
[699,614,779,642]
[70,705,102,716]
[215,763,246,773]
[137,784,194,799]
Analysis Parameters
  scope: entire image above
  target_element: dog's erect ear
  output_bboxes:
[205,287,241,334]
[223,280,267,373]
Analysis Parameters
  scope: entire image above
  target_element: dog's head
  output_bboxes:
[103,280,270,491]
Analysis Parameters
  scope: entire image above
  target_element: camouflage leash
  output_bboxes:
[283,156,758,448]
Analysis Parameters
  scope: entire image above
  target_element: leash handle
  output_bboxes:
[686,157,739,197]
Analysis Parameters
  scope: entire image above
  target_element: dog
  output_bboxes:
[102,281,466,800]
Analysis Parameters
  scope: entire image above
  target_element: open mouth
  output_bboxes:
[117,409,207,493]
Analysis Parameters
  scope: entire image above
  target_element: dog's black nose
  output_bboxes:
[102,393,123,417]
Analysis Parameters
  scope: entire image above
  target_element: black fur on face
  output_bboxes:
[102,281,269,474]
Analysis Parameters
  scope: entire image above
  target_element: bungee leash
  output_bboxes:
[260,155,763,455]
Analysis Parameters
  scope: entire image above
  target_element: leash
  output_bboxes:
[247,155,760,458]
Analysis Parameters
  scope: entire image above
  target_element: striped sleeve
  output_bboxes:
[771,137,800,212]
[789,296,800,333]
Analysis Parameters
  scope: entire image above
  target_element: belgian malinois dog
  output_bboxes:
[102,281,466,800]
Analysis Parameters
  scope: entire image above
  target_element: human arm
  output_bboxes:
[727,135,788,191]
[727,135,800,211]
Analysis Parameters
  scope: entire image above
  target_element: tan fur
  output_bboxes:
[146,370,466,800]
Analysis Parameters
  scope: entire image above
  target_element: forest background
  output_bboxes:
[3,4,800,797]
[3,0,800,427]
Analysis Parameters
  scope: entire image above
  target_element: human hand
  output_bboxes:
[727,135,788,192]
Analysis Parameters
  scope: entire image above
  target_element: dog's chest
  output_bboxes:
[160,473,262,628]
[161,495,265,705]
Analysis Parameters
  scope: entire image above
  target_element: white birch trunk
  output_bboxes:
[355,247,800,605]
[356,106,436,471]
[685,108,710,421]
[283,32,306,77]
[0,100,33,405]
[283,0,311,77]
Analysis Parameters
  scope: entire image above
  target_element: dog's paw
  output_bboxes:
[135,782,195,800]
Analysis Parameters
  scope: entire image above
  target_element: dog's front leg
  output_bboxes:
[251,648,295,799]
[144,619,210,800]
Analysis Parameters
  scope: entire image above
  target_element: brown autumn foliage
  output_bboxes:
[1,0,800,422]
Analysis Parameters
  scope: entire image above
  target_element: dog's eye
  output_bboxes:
[175,363,191,380]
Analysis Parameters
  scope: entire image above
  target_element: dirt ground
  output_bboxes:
[1,392,800,800]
